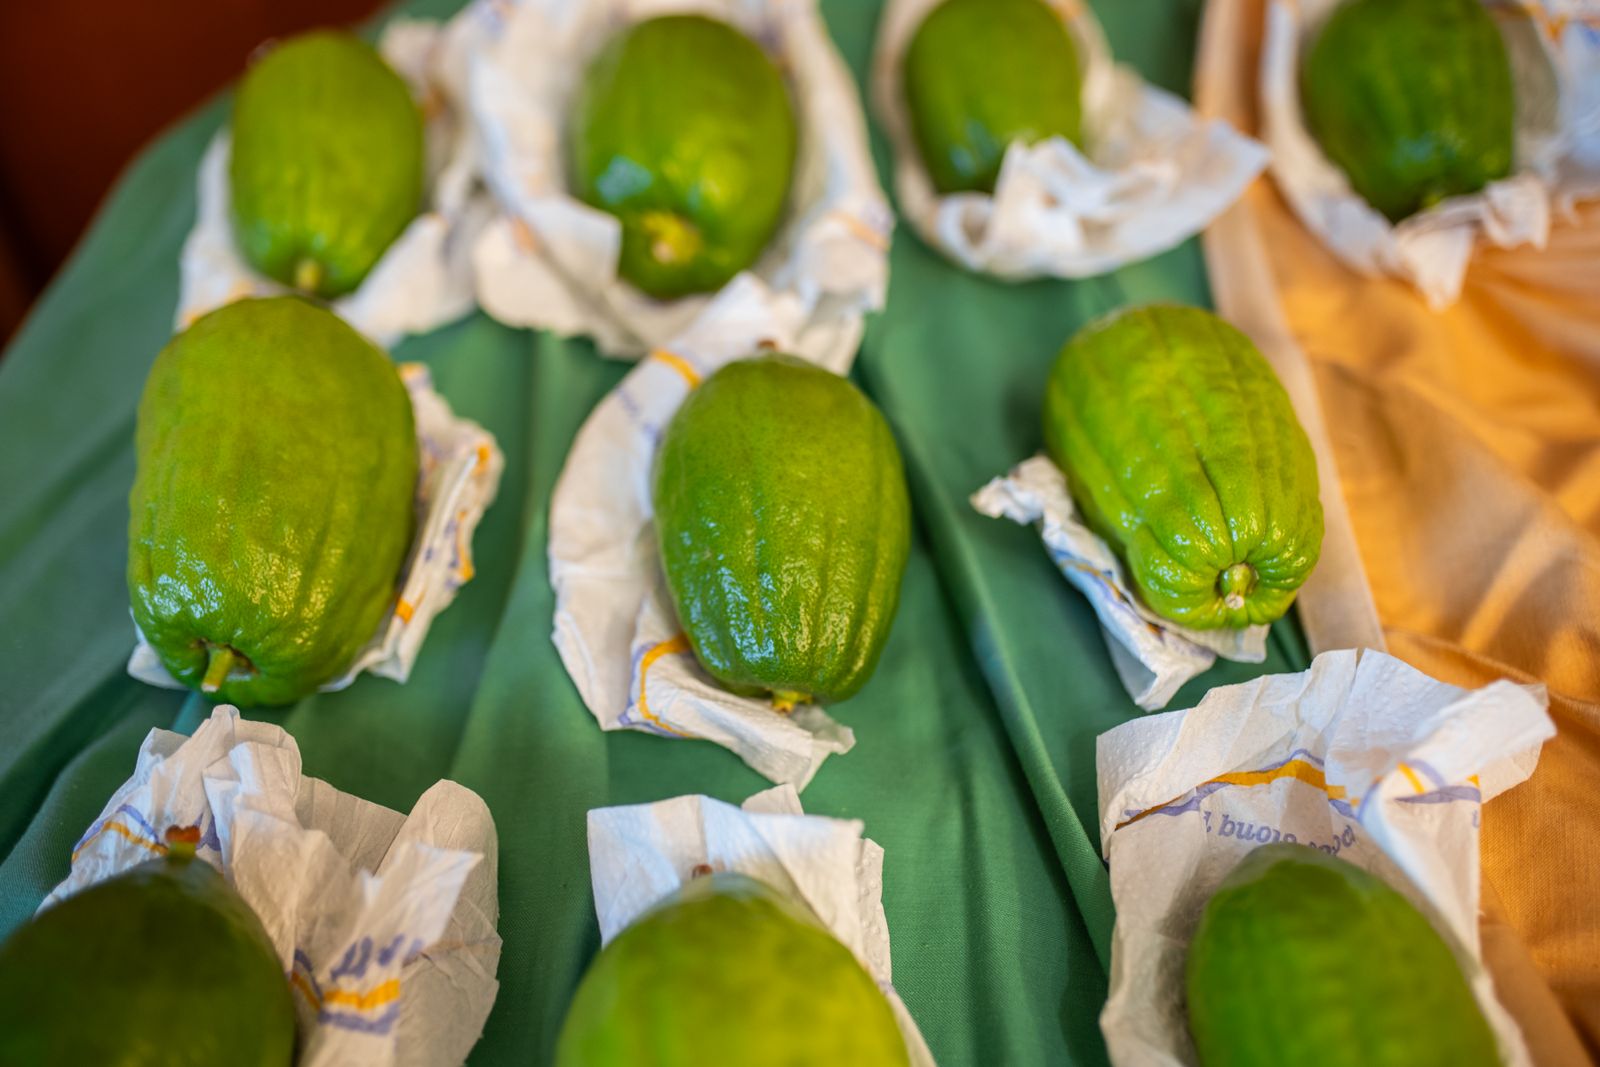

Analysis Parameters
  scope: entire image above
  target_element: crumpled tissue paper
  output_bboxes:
[177,17,494,347]
[972,455,1267,711]
[549,276,858,789]
[1096,648,1554,1066]
[1261,0,1600,309]
[872,0,1269,279]
[586,784,934,1065]
[129,363,504,694]
[466,0,891,363]
[50,705,501,1067]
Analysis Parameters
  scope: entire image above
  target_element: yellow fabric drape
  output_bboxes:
[1197,2,1600,1061]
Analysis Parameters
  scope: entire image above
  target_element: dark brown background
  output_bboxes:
[0,0,387,344]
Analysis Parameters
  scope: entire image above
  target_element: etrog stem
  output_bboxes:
[293,257,324,294]
[1218,563,1257,611]
[164,825,201,860]
[770,690,808,714]
[201,646,235,694]
[640,211,703,267]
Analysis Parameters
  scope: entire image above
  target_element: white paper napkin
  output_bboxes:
[177,17,495,347]
[129,362,505,695]
[49,705,501,1067]
[871,0,1268,279]
[1262,0,1600,309]
[549,276,859,789]
[586,785,935,1065]
[1096,648,1554,1067]
[972,455,1267,711]
[465,0,891,362]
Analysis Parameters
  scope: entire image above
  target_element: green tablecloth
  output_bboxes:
[0,1,1309,1062]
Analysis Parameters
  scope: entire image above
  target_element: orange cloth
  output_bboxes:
[1196,1,1600,1062]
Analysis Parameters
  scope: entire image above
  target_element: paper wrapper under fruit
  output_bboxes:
[550,276,864,789]
[128,363,504,696]
[465,0,890,362]
[972,455,1268,711]
[178,17,495,347]
[587,786,935,1065]
[1096,648,1554,1067]
[871,0,1268,280]
[1262,0,1600,309]
[48,705,501,1067]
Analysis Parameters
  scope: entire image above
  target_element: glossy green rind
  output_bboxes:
[1302,0,1514,223]
[0,851,295,1066]
[1187,844,1500,1067]
[902,0,1082,195]
[556,872,909,1067]
[570,15,798,300]
[128,296,418,707]
[1043,305,1323,629]
[230,30,424,298]
[654,355,910,706]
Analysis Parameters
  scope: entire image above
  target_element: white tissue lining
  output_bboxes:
[585,785,935,1065]
[49,705,501,1067]
[872,0,1268,279]
[972,455,1267,712]
[1095,648,1554,1067]
[466,0,891,362]
[177,17,492,347]
[128,363,504,697]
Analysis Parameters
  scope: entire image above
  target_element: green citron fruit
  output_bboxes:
[903,0,1082,194]
[0,831,295,1066]
[231,29,425,298]
[654,355,910,710]
[1187,843,1500,1067]
[570,15,798,300]
[1043,305,1323,629]
[1302,0,1514,223]
[556,872,909,1067]
[128,296,419,707]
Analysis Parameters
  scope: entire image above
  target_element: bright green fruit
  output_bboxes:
[654,355,910,709]
[1303,0,1514,223]
[1187,843,1500,1067]
[556,872,909,1067]
[903,0,1082,195]
[128,296,418,707]
[230,29,424,298]
[1043,305,1322,629]
[570,15,798,300]
[0,833,295,1066]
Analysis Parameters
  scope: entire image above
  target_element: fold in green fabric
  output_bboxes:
[0,1,1306,1063]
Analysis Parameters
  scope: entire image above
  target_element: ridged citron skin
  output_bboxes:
[902,0,1082,194]
[654,355,910,708]
[1302,0,1514,223]
[230,30,424,298]
[1187,843,1500,1067]
[1042,305,1323,629]
[556,873,909,1067]
[0,842,295,1067]
[128,296,418,707]
[569,15,798,300]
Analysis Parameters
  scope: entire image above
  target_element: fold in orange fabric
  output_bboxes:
[1197,1,1600,1062]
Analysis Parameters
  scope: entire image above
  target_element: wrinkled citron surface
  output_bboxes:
[0,834,295,1066]
[903,0,1082,194]
[570,15,797,300]
[1302,0,1514,223]
[654,355,910,710]
[1043,305,1323,629]
[230,29,424,298]
[1187,843,1500,1067]
[128,296,418,706]
[556,872,909,1067]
